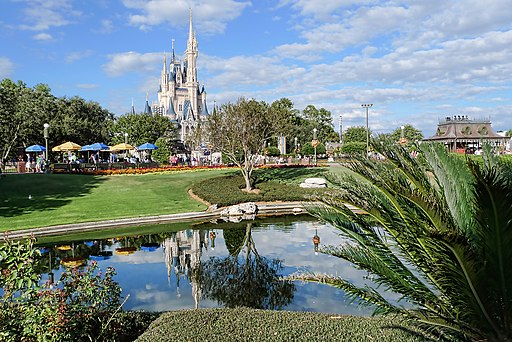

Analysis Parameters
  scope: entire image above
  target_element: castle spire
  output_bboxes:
[171,38,175,62]
[188,7,193,45]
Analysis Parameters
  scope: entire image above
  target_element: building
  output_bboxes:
[150,9,209,143]
[424,115,508,153]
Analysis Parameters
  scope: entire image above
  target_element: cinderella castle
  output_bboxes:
[139,9,209,143]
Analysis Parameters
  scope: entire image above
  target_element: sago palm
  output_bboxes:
[294,140,512,341]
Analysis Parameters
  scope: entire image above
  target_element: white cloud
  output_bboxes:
[33,32,53,41]
[103,51,162,77]
[17,0,81,31]
[0,57,15,78]
[76,83,98,89]
[65,50,93,63]
[122,0,251,34]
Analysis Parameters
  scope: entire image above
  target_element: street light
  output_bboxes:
[400,125,405,144]
[124,132,128,144]
[361,104,373,158]
[313,128,318,166]
[43,123,49,164]
[294,137,298,153]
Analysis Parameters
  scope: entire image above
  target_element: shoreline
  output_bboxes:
[3,201,310,240]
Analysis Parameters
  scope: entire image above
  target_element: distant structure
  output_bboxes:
[141,9,209,143]
[424,115,508,153]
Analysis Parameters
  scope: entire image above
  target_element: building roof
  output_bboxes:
[200,99,209,116]
[424,116,507,141]
[167,97,176,116]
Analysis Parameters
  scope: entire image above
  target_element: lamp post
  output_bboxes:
[361,104,373,158]
[43,123,49,165]
[400,125,405,144]
[294,137,298,152]
[124,132,128,144]
[313,128,317,166]
[339,114,342,143]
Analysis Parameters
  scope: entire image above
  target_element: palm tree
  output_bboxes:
[292,139,512,341]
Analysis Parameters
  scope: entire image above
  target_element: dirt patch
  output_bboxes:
[242,188,261,194]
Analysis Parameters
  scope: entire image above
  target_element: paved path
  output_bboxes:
[4,202,311,240]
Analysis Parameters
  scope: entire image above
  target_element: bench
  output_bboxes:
[50,163,70,173]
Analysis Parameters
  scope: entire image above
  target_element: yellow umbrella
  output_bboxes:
[110,143,135,152]
[52,141,81,152]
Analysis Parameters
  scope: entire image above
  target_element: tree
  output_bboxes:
[301,142,326,156]
[506,129,512,137]
[197,223,295,309]
[206,97,284,192]
[301,105,338,143]
[339,141,366,155]
[293,139,512,341]
[388,124,424,143]
[111,113,175,148]
[342,126,369,144]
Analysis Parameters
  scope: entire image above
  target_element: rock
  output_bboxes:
[299,177,327,188]
[220,202,258,218]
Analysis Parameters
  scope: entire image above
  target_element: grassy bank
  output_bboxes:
[135,308,430,341]
[0,169,231,231]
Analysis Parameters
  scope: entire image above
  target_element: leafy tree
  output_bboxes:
[342,126,369,144]
[294,139,512,341]
[111,113,176,148]
[152,137,171,164]
[301,142,326,156]
[388,124,424,143]
[197,223,295,309]
[339,141,366,155]
[506,129,512,137]
[265,146,281,157]
[205,97,285,191]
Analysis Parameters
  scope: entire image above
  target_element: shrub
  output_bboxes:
[0,238,126,341]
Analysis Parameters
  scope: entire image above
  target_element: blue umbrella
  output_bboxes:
[25,144,46,152]
[137,143,158,150]
[79,144,91,151]
[88,142,110,151]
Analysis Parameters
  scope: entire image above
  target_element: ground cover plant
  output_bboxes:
[0,169,230,231]
[296,140,512,341]
[136,307,430,341]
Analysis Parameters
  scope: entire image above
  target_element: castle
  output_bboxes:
[140,9,209,143]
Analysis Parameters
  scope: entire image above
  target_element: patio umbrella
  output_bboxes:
[52,141,81,152]
[110,143,135,152]
[88,142,110,151]
[79,144,91,151]
[25,144,46,152]
[137,142,158,150]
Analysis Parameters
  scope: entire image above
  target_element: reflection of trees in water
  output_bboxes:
[196,222,295,310]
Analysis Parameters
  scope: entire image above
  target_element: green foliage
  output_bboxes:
[191,173,326,207]
[0,239,124,341]
[136,308,429,341]
[0,79,115,163]
[387,124,424,143]
[340,141,366,155]
[265,146,281,156]
[342,126,369,144]
[152,137,171,164]
[506,129,512,137]
[299,140,512,341]
[110,113,175,147]
[301,142,326,156]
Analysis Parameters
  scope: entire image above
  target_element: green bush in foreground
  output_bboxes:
[0,238,156,341]
[191,174,326,207]
[300,141,512,341]
[136,307,431,341]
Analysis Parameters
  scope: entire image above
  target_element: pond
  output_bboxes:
[35,215,373,316]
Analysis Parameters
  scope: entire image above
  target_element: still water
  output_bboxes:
[36,216,372,315]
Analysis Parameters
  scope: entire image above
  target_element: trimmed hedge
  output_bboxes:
[190,174,327,207]
[135,308,431,341]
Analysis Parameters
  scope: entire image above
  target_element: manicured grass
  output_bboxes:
[135,308,431,341]
[0,169,231,231]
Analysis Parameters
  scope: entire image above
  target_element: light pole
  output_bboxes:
[313,128,317,165]
[361,104,373,158]
[43,123,49,164]
[400,125,405,144]
[124,132,128,144]
[339,114,342,143]
[294,137,298,152]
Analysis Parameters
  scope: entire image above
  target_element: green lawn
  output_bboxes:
[0,169,231,231]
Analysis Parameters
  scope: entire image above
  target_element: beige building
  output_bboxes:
[424,115,508,153]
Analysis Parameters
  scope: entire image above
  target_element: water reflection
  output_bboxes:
[35,216,372,315]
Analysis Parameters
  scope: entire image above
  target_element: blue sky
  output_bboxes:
[1,0,511,137]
